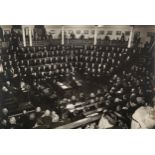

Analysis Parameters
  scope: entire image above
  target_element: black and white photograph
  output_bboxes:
[0,25,155,129]
[1,1,155,155]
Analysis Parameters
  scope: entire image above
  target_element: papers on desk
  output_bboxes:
[43,88,50,94]
[75,102,85,106]
[75,80,82,86]
[57,82,63,86]
[61,85,68,89]
[56,82,72,90]
[86,113,99,117]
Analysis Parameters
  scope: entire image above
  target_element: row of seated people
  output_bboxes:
[1,58,128,82]
[2,46,133,61]
[3,50,71,60]
[3,63,74,74]
[0,107,60,129]
[1,59,132,79]
[6,45,126,53]
[2,46,130,60]
[2,47,132,68]
[3,58,126,77]
[1,46,133,65]
[81,63,149,80]
[1,64,124,86]
[27,54,128,66]
[2,57,78,68]
[79,48,139,80]
[2,45,132,61]
[2,66,75,84]
[2,57,129,76]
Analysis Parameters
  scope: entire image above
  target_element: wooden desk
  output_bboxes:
[84,107,103,116]
[56,82,72,90]
[75,102,99,111]
[55,82,72,97]
[55,114,101,129]
[8,110,35,118]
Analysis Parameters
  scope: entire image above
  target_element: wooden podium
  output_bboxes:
[55,82,72,97]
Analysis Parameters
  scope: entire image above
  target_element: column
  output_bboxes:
[22,27,26,47]
[31,28,34,41]
[94,26,98,45]
[29,27,32,46]
[61,26,64,45]
[128,26,134,48]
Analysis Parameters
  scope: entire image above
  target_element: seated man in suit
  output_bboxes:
[91,68,96,79]
[70,77,77,88]
[23,113,37,129]
[96,89,102,97]
[25,115,35,129]
[35,110,52,128]
[1,108,9,120]
[89,93,96,100]
[65,99,78,121]
[17,110,28,125]
[98,110,120,129]
[86,99,97,111]
[96,68,102,79]
[8,117,20,129]
[79,92,85,102]
[51,111,60,123]
[35,107,42,119]
[0,119,8,129]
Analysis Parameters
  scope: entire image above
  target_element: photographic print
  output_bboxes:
[0,25,155,129]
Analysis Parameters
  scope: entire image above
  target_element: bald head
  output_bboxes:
[2,108,8,116]
[71,96,76,101]
[90,93,95,98]
[29,113,36,120]
[9,117,16,125]
[23,110,27,115]
[36,107,41,113]
[90,99,95,104]
[1,119,7,126]
[44,110,51,117]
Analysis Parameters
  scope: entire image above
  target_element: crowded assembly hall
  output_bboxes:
[0,25,155,129]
